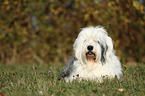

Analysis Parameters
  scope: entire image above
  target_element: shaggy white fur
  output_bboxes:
[58,26,123,82]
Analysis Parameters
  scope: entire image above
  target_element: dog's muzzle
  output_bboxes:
[86,51,96,61]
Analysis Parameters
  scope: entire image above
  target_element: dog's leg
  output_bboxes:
[58,55,77,80]
[57,70,70,80]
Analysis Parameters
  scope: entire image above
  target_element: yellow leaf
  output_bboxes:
[6,6,10,11]
[107,2,112,7]
[93,10,99,15]
[133,1,141,10]
[0,34,5,39]
[124,75,127,78]
[14,1,18,5]
[118,88,124,92]
[4,1,9,4]
[84,14,89,21]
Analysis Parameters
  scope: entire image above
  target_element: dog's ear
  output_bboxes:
[105,36,114,58]
[73,40,79,59]
[73,36,83,59]
[100,36,114,64]
[101,36,114,64]
[106,36,113,51]
[98,42,108,64]
[73,45,81,59]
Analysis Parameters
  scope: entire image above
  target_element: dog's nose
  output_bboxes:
[87,45,93,51]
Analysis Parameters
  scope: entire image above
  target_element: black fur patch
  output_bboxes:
[97,41,108,64]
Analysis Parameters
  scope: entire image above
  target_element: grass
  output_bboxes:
[0,63,145,96]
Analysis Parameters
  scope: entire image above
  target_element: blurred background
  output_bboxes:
[0,0,144,65]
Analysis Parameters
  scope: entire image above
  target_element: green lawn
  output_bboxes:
[0,63,145,96]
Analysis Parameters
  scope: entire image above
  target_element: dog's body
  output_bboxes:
[58,26,123,82]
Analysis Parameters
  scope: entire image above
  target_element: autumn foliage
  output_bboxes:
[0,0,144,64]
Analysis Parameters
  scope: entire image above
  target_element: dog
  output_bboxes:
[58,26,123,82]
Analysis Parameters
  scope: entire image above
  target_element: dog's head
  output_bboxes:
[73,26,113,65]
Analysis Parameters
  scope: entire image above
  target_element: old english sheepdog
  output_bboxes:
[58,26,123,82]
